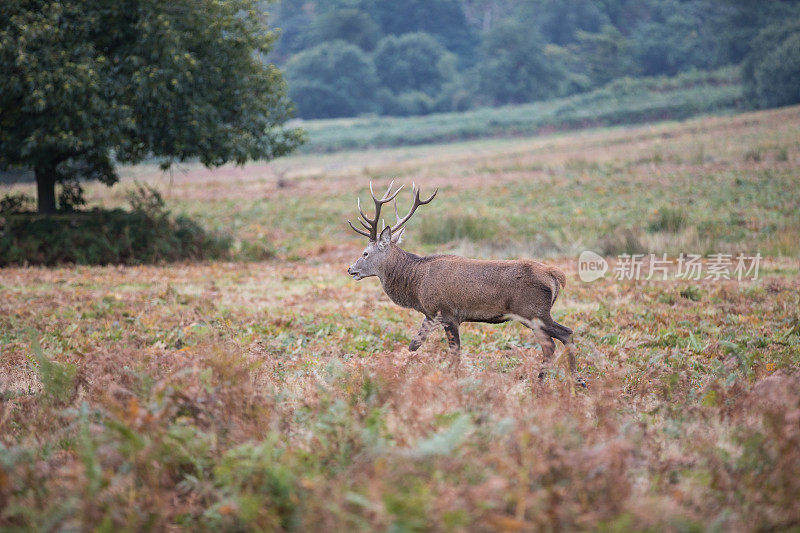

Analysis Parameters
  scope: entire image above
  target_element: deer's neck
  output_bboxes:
[378,245,426,312]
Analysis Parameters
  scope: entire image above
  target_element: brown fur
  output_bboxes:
[376,244,574,369]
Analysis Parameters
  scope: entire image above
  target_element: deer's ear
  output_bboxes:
[378,226,392,248]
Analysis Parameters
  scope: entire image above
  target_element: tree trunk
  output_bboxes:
[35,164,57,214]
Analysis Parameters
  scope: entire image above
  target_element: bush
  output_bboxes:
[0,189,231,266]
[0,192,35,213]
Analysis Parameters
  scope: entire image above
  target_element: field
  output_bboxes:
[2,106,800,530]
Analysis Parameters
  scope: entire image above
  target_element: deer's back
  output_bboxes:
[416,255,557,322]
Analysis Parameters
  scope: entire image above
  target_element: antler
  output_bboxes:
[390,182,437,235]
[347,181,438,241]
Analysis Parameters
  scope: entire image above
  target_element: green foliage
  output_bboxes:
[415,413,472,456]
[31,338,77,405]
[743,21,800,109]
[517,0,608,46]
[0,0,303,211]
[211,442,301,530]
[629,1,724,76]
[374,33,456,98]
[308,9,381,51]
[359,0,476,57]
[561,25,637,88]
[286,41,379,118]
[57,179,86,212]
[270,0,787,119]
[477,20,565,105]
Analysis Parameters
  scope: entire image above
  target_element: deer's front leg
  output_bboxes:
[409,316,436,351]
[443,321,461,368]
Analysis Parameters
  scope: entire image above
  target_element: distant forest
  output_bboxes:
[267,0,800,119]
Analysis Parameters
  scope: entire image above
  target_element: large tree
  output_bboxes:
[0,0,303,213]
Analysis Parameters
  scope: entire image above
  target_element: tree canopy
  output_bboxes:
[374,33,456,97]
[308,9,381,52]
[477,20,564,105]
[0,0,303,213]
[743,20,800,109]
[285,41,379,119]
[268,0,800,119]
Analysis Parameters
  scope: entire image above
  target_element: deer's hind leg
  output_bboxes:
[504,314,554,361]
[543,319,577,373]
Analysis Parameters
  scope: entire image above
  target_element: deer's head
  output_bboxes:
[347,181,437,281]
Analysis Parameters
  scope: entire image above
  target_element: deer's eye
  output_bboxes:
[363,252,368,257]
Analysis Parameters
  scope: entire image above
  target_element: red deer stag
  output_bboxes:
[346,182,579,381]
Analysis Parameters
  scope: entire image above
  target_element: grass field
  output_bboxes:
[2,106,800,530]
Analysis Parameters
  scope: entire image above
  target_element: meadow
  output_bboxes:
[1,106,800,530]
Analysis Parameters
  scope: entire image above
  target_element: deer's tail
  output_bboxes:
[546,266,567,305]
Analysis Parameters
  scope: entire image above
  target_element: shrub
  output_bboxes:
[647,207,687,233]
[0,192,35,213]
[0,208,231,266]
[57,179,87,212]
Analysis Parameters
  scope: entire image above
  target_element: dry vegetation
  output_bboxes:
[2,107,800,531]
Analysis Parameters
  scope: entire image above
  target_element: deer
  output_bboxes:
[346,181,580,384]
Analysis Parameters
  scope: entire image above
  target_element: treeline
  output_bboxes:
[268,0,800,119]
